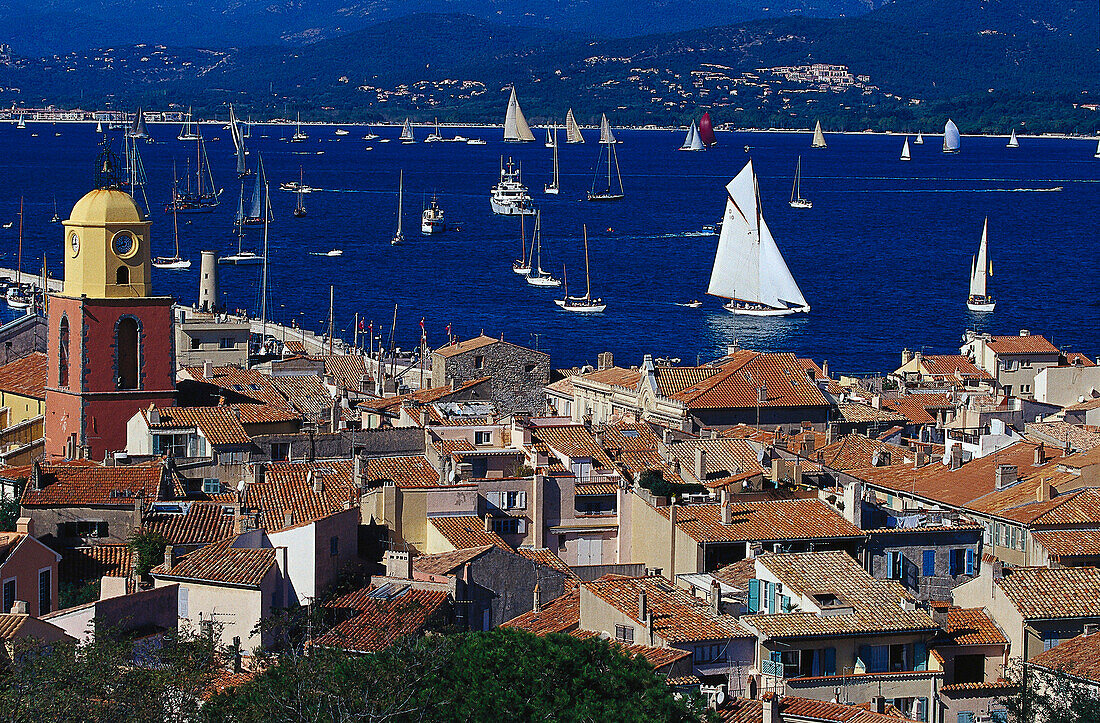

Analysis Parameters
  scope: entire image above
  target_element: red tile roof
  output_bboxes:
[816,434,911,471]
[572,366,643,390]
[428,516,510,550]
[315,585,449,653]
[942,607,1008,646]
[987,334,1060,355]
[322,354,372,392]
[1030,632,1100,683]
[270,375,332,420]
[570,628,692,669]
[881,393,954,425]
[181,365,296,412]
[667,352,829,410]
[18,461,168,506]
[997,567,1100,619]
[0,352,46,399]
[1031,529,1100,558]
[157,537,276,587]
[515,547,578,578]
[414,546,494,576]
[583,575,751,644]
[245,459,357,530]
[144,406,251,447]
[654,498,864,544]
[918,355,994,381]
[433,334,502,358]
[60,544,133,583]
[143,502,237,545]
[501,588,581,636]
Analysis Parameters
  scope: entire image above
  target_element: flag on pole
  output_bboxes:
[420,317,426,344]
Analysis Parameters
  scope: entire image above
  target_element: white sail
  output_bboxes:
[900,137,911,161]
[811,120,826,149]
[599,114,617,144]
[565,109,584,143]
[504,87,536,142]
[1095,137,1100,159]
[969,218,989,297]
[680,123,697,150]
[915,131,924,144]
[943,120,961,152]
[400,118,414,141]
[690,124,704,151]
[708,160,808,311]
[1006,129,1019,148]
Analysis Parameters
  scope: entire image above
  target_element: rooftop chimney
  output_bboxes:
[311,469,325,494]
[995,464,1019,490]
[203,360,213,379]
[1036,479,1052,503]
[385,549,413,580]
[721,488,732,525]
[15,517,33,536]
[695,447,707,482]
[1034,443,1046,466]
[10,600,27,615]
[597,351,613,371]
[163,544,177,571]
[638,587,648,622]
[949,444,964,470]
[710,579,721,615]
[1019,329,1030,337]
[533,583,542,613]
[872,696,886,714]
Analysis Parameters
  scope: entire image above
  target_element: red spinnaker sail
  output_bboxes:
[698,112,717,147]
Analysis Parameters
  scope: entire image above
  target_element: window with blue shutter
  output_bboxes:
[823,647,836,676]
[781,595,791,613]
[914,642,928,671]
[886,551,897,578]
[917,698,928,722]
[957,713,974,723]
[766,581,776,612]
[922,549,935,576]
[748,579,760,613]
[990,711,1007,723]
[965,548,975,575]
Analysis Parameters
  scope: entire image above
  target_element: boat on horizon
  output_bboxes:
[811,120,827,149]
[503,87,536,143]
[16,115,26,130]
[588,125,624,202]
[679,121,704,151]
[557,225,606,313]
[565,109,584,144]
[177,107,200,142]
[400,118,416,144]
[707,159,810,317]
[789,156,812,209]
[544,127,555,148]
[914,131,924,145]
[421,194,445,235]
[1006,128,1019,148]
[598,114,618,145]
[228,105,251,178]
[291,113,308,143]
[127,108,150,141]
[490,157,536,216]
[900,137,912,161]
[967,217,996,312]
[698,112,717,148]
[165,134,219,213]
[425,118,444,143]
[943,119,961,153]
[293,167,308,218]
[334,128,349,136]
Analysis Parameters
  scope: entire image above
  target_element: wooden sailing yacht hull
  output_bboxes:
[725,302,810,317]
[967,301,996,312]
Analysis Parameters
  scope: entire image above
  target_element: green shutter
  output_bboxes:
[748,579,760,613]
[914,642,928,671]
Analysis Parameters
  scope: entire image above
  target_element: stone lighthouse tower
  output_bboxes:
[44,145,176,460]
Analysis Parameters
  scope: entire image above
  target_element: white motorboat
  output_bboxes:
[490,158,536,216]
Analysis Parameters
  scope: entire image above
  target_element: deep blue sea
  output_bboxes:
[0,122,1096,373]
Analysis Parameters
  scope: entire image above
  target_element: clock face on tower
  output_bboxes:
[111,230,136,257]
[70,232,80,256]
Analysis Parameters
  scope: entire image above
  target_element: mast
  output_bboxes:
[791,158,800,202]
[172,188,180,258]
[16,197,22,286]
[397,170,403,236]
[535,211,543,275]
[551,128,559,186]
[520,214,526,265]
[583,225,591,300]
[260,180,270,336]
[328,285,334,356]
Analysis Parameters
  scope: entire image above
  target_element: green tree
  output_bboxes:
[1000,661,1100,723]
[128,530,169,578]
[0,497,20,532]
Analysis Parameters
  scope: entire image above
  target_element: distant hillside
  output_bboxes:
[0,0,1096,132]
[0,0,891,54]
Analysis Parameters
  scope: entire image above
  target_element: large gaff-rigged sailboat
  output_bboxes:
[588,137,624,201]
[707,160,810,316]
[557,225,606,313]
[503,87,536,142]
[967,218,996,312]
[165,133,219,213]
[811,120,827,149]
[153,196,192,269]
[565,109,584,144]
[229,104,251,178]
[679,122,704,151]
[943,120,961,153]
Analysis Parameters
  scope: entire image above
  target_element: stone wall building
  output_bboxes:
[431,335,549,416]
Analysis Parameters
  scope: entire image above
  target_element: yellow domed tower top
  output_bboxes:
[61,188,152,299]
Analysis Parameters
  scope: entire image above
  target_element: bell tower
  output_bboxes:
[45,144,176,461]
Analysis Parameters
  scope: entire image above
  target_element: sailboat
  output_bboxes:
[587,130,624,202]
[421,194,445,234]
[364,126,380,141]
[900,137,912,162]
[178,107,200,141]
[914,131,924,145]
[153,192,191,269]
[966,218,996,312]
[122,131,151,214]
[544,127,555,148]
[128,108,150,140]
[598,114,617,144]
[545,128,560,194]
[291,113,308,142]
[811,120,827,149]
[1095,137,1100,159]
[679,122,704,151]
[392,170,405,245]
[15,115,25,130]
[503,87,536,142]
[164,133,219,213]
[95,120,103,133]
[558,225,606,312]
[788,156,812,209]
[400,118,415,144]
[1006,129,1019,148]
[293,167,307,218]
[50,197,60,223]
[565,109,584,144]
[512,215,531,275]
[237,155,271,226]
[943,120,961,153]
[707,160,810,316]
[425,118,444,143]
[6,198,30,309]
[698,112,717,147]
[228,105,251,178]
[525,212,560,287]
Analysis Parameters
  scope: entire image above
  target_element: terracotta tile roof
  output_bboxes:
[315,585,449,653]
[1028,422,1100,451]
[322,354,371,392]
[515,547,578,578]
[987,334,1059,355]
[575,482,618,495]
[283,340,305,355]
[816,435,911,471]
[1029,631,1100,683]
[414,545,494,576]
[60,544,133,583]
[19,461,167,506]
[428,516,510,550]
[143,502,236,545]
[743,551,937,638]
[545,375,575,396]
[570,629,692,668]
[1061,352,1096,368]
[202,670,257,700]
[0,614,38,639]
[233,403,301,425]
[364,455,441,488]
[157,537,276,587]
[1032,528,1100,558]
[667,438,767,483]
[358,378,489,414]
[667,352,829,410]
[835,403,909,425]
[181,365,295,411]
[432,334,502,358]
[270,375,332,419]
[654,498,864,544]
[881,393,954,425]
[439,438,476,456]
[0,352,46,399]
[532,424,613,467]
[583,575,751,644]
[918,355,994,381]
[144,406,251,447]
[1065,398,1100,412]
[717,698,763,723]
[713,558,757,592]
[573,366,643,390]
[769,696,912,722]
[939,680,1016,692]
[997,567,1100,619]
[0,532,25,565]
[502,588,581,635]
[654,366,719,397]
[941,606,1008,646]
[246,459,356,530]
[1058,446,1100,470]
